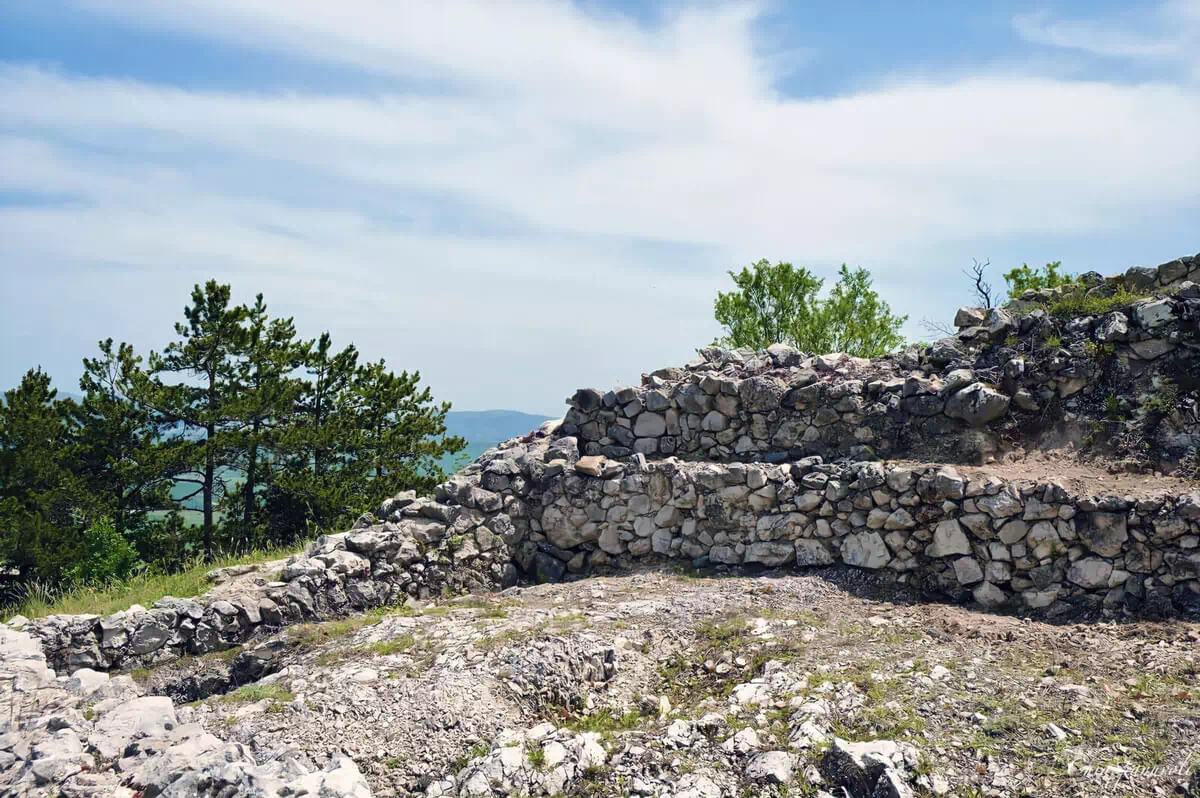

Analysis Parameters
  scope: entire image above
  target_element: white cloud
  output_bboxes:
[1013,1,1200,76]
[3,1,1200,413]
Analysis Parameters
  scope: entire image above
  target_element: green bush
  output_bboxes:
[67,517,143,586]
[1004,261,1076,299]
[714,261,907,357]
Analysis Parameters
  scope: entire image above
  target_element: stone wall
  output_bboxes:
[563,263,1200,467]
[22,459,535,673]
[28,420,1200,674]
[17,252,1200,675]
[533,454,1200,615]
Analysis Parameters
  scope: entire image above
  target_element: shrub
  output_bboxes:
[1004,261,1075,298]
[67,517,143,586]
[1104,394,1121,419]
[714,261,907,357]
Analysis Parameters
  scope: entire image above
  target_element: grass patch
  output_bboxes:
[368,634,416,656]
[695,615,750,645]
[452,741,492,772]
[4,545,303,621]
[1048,286,1151,319]
[566,707,644,735]
[549,612,588,630]
[474,624,548,652]
[219,682,294,712]
[287,603,414,650]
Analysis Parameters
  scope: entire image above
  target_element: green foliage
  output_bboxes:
[1104,394,1122,419]
[0,369,89,583]
[713,261,906,357]
[1142,380,1179,418]
[1048,287,1151,318]
[144,280,249,559]
[1041,335,1062,350]
[2,279,465,602]
[6,545,294,620]
[1003,261,1075,298]
[66,517,142,586]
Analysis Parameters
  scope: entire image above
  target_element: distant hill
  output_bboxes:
[444,409,554,447]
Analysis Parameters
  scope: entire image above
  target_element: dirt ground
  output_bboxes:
[890,452,1199,498]
[146,565,1200,797]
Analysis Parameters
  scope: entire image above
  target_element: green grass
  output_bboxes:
[566,707,644,734]
[219,683,294,712]
[287,604,415,650]
[1048,286,1151,319]
[367,634,416,656]
[5,545,303,621]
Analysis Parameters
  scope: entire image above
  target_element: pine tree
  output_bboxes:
[144,281,248,560]
[268,332,360,535]
[0,369,87,582]
[71,339,172,540]
[223,295,302,546]
[348,359,465,503]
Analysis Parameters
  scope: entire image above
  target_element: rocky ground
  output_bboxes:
[121,565,1200,797]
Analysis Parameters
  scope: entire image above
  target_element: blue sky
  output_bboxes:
[2,1,1198,416]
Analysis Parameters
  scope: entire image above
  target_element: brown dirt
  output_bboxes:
[890,452,1199,499]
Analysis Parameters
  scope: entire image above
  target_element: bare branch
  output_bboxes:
[964,258,993,309]
[920,317,956,338]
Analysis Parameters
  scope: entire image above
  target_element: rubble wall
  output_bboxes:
[532,455,1200,616]
[18,252,1200,674]
[563,259,1200,467]
[28,426,1200,673]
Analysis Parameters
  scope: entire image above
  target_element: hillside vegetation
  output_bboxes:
[1,281,466,605]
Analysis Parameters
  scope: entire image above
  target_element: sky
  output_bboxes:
[1,1,1198,417]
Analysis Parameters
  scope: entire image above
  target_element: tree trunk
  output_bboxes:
[243,436,258,527]
[204,366,217,561]
[203,421,214,561]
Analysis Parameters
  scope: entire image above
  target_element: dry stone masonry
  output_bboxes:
[563,254,1200,468]
[18,251,1200,677]
[4,252,1200,797]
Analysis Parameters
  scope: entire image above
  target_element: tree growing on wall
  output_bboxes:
[1004,261,1074,298]
[714,260,906,357]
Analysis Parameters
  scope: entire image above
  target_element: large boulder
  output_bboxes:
[945,383,1010,426]
[926,520,971,558]
[1080,512,1128,557]
[841,532,890,570]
